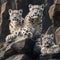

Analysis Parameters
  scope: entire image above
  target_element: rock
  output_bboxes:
[13,54,33,60]
[6,54,33,60]
[55,27,60,44]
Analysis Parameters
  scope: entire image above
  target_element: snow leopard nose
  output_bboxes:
[35,13,37,14]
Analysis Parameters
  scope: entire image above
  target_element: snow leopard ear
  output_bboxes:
[40,4,44,10]
[19,9,23,13]
[42,4,44,8]
[51,34,54,39]
[19,9,23,15]
[28,4,32,8]
[8,9,12,14]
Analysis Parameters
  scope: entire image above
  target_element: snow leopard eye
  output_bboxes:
[17,19,19,21]
[32,8,34,10]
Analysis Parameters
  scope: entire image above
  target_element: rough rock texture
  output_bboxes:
[55,27,60,44]
[6,54,33,60]
[46,0,60,44]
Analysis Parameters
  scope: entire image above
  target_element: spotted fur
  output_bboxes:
[24,4,44,36]
[9,9,24,33]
